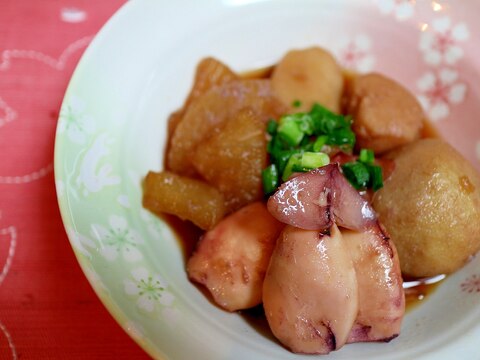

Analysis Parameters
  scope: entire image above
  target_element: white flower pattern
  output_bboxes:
[58,95,95,144]
[67,227,95,257]
[417,68,466,121]
[377,0,415,21]
[75,133,121,196]
[335,34,375,73]
[419,17,469,65]
[124,267,175,313]
[91,215,144,262]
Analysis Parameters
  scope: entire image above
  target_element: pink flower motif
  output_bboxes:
[417,68,467,121]
[461,274,480,293]
[377,0,415,21]
[335,34,375,73]
[419,17,469,65]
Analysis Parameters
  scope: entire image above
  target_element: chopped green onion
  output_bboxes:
[342,162,370,190]
[264,103,358,191]
[292,100,302,108]
[277,118,304,147]
[262,164,279,195]
[312,135,328,152]
[367,164,383,191]
[301,152,330,169]
[359,149,375,165]
[282,154,302,182]
[266,120,278,135]
[276,150,298,174]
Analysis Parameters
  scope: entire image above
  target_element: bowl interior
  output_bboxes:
[55,1,480,359]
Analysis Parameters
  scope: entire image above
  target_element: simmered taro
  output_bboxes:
[344,73,424,154]
[272,47,344,113]
[373,139,480,277]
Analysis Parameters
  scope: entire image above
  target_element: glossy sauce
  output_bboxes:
[403,275,445,311]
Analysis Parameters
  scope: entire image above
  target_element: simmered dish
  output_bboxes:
[143,47,480,355]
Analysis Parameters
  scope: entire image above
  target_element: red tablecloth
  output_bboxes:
[0,1,149,358]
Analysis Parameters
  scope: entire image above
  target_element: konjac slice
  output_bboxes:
[143,171,225,230]
[187,202,284,311]
[193,108,267,213]
[263,224,358,354]
[167,79,287,176]
[267,163,377,231]
[342,226,405,343]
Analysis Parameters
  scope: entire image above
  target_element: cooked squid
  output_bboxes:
[264,164,405,353]
[263,224,358,354]
[267,163,377,232]
[343,226,404,343]
[187,202,284,311]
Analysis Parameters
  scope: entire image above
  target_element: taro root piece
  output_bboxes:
[344,73,424,154]
[272,47,344,113]
[373,139,480,277]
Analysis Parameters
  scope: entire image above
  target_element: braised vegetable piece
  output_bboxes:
[344,73,424,154]
[263,224,358,354]
[373,139,480,277]
[167,79,287,176]
[272,47,344,113]
[166,58,238,154]
[188,202,284,311]
[193,109,267,213]
[143,171,226,230]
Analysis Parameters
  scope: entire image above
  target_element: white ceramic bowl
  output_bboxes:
[54,0,480,359]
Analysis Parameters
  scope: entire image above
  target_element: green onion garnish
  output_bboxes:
[282,153,302,181]
[368,164,383,191]
[301,152,330,169]
[292,99,302,108]
[262,103,357,195]
[359,149,375,165]
[312,135,328,152]
[342,162,370,190]
[341,149,384,191]
[277,118,304,147]
[266,120,278,135]
[262,164,279,195]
